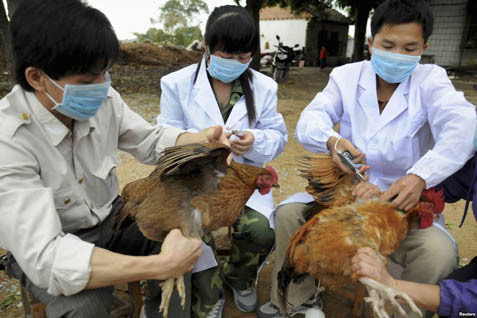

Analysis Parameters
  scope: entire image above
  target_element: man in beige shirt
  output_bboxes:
[0,0,229,317]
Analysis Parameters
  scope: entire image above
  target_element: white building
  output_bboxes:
[259,7,309,54]
[259,7,351,66]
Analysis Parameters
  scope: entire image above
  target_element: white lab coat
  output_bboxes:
[297,60,475,190]
[281,60,476,238]
[157,58,287,271]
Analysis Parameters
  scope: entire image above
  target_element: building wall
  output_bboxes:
[461,49,477,66]
[425,0,470,67]
[259,19,308,54]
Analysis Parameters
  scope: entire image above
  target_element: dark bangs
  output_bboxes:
[11,0,119,90]
[205,9,258,54]
[371,0,434,42]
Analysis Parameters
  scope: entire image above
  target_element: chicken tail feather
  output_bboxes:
[296,154,353,207]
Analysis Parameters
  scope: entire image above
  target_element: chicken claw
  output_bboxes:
[175,275,186,308]
[159,278,175,318]
[359,277,422,318]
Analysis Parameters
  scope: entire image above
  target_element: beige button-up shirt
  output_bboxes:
[0,85,183,296]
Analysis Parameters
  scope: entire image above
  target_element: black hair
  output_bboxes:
[194,5,258,124]
[10,0,119,91]
[371,0,434,42]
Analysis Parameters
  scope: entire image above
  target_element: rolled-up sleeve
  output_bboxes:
[243,81,287,163]
[0,141,94,296]
[407,66,476,188]
[296,75,343,153]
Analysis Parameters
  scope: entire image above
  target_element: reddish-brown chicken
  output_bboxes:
[114,142,278,317]
[278,153,442,318]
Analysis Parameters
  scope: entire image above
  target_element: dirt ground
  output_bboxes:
[1,53,477,317]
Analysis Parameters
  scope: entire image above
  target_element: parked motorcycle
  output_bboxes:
[271,35,299,82]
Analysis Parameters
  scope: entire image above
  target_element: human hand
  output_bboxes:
[327,136,369,175]
[230,131,254,156]
[156,229,202,279]
[380,174,426,211]
[175,126,231,147]
[352,179,381,200]
[351,247,395,288]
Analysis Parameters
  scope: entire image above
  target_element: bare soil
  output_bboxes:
[0,46,476,317]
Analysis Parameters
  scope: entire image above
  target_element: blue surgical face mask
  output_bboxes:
[44,73,111,121]
[371,47,421,83]
[207,49,251,83]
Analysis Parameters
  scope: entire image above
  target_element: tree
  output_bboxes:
[334,0,384,61]
[134,28,171,44]
[136,0,208,47]
[233,0,266,70]
[159,0,208,34]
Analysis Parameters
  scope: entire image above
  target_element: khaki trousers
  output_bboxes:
[270,202,458,317]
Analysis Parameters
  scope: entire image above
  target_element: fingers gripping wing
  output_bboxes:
[157,143,231,180]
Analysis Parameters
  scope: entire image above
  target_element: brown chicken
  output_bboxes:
[278,153,443,318]
[114,142,278,317]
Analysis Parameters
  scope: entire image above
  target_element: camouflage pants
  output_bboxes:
[191,207,275,318]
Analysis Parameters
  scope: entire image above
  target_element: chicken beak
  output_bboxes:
[272,184,280,188]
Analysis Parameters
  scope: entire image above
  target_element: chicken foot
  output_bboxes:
[158,275,187,318]
[359,277,422,318]
[159,278,175,318]
[175,275,186,308]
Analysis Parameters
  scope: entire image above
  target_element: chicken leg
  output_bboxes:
[359,277,422,318]
[159,275,186,318]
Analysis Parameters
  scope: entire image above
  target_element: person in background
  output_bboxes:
[319,46,327,71]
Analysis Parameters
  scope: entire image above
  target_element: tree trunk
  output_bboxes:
[245,0,262,71]
[0,0,13,74]
[351,4,371,62]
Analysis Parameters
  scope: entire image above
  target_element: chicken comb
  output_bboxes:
[265,165,279,184]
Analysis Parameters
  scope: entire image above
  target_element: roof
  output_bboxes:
[260,6,312,21]
[260,6,352,25]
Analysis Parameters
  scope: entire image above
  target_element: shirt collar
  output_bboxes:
[231,79,243,96]
[26,91,97,146]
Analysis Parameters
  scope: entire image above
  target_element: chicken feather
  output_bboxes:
[279,153,426,318]
[113,142,278,317]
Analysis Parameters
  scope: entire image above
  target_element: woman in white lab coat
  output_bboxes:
[157,5,287,317]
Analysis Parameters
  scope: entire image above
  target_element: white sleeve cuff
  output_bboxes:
[47,234,95,296]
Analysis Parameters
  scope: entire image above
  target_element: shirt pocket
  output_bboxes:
[89,152,121,207]
[53,184,85,231]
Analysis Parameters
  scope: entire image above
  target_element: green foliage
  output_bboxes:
[135,0,208,47]
[159,0,208,34]
[135,25,203,47]
[174,25,203,47]
[134,28,171,43]
[0,293,21,310]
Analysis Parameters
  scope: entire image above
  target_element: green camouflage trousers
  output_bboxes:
[191,207,275,318]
